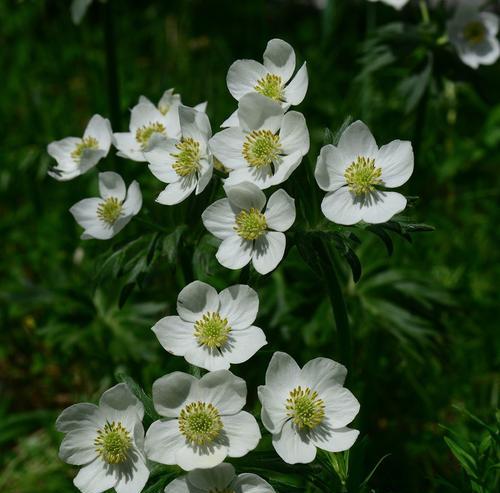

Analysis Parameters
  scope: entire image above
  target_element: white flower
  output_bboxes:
[222,38,308,127]
[258,352,360,465]
[367,0,410,9]
[315,120,413,225]
[152,281,266,371]
[71,0,93,24]
[70,172,142,240]
[144,106,213,205]
[139,88,207,116]
[210,93,309,189]
[56,383,149,493]
[201,182,296,275]
[164,463,276,493]
[48,115,112,181]
[113,101,181,162]
[145,370,261,471]
[447,2,500,69]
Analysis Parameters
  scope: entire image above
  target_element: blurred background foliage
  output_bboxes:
[1,0,499,492]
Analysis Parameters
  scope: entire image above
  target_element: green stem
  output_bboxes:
[419,0,430,25]
[103,0,120,129]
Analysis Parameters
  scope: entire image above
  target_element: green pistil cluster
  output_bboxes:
[135,122,166,149]
[344,156,382,196]
[71,137,99,163]
[234,208,267,241]
[178,401,223,446]
[94,421,132,464]
[463,21,486,45]
[97,197,123,225]
[171,138,201,177]
[286,386,325,430]
[255,73,285,101]
[242,130,281,168]
[194,312,231,348]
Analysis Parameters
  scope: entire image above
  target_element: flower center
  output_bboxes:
[171,138,201,177]
[178,401,223,446]
[234,208,267,240]
[463,21,486,45]
[194,312,231,348]
[344,156,382,196]
[94,421,132,464]
[255,73,285,101]
[242,130,281,168]
[71,137,99,162]
[135,122,166,149]
[97,197,123,225]
[286,386,325,430]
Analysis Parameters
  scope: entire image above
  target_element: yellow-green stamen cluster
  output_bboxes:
[242,130,281,168]
[71,137,99,162]
[178,401,223,446]
[97,197,123,225]
[255,73,285,101]
[135,122,166,149]
[344,156,382,196]
[234,208,267,241]
[463,21,486,45]
[286,386,325,430]
[194,312,231,348]
[94,421,132,464]
[171,138,201,177]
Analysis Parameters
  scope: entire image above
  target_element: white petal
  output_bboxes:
[188,463,235,490]
[257,385,288,434]
[164,478,193,493]
[70,198,113,240]
[233,473,276,493]
[79,149,107,175]
[263,38,296,82]
[145,139,178,183]
[314,144,348,192]
[195,157,213,195]
[56,403,104,433]
[209,128,247,170]
[99,383,144,425]
[144,419,185,464]
[114,132,145,162]
[264,189,295,232]
[152,372,197,418]
[224,165,275,190]
[227,326,267,364]
[114,456,150,493]
[122,180,142,216]
[225,181,266,211]
[227,60,267,100]
[216,235,253,270]
[237,93,284,133]
[130,102,165,132]
[308,425,359,453]
[284,62,308,105]
[272,421,316,464]
[320,187,363,226]
[300,357,347,393]
[321,387,360,428]
[47,137,80,164]
[73,459,117,493]
[177,281,220,323]
[220,110,240,128]
[175,441,228,471]
[59,429,97,465]
[264,351,301,388]
[71,0,92,24]
[194,101,208,113]
[195,370,246,415]
[218,284,259,330]
[359,190,407,224]
[252,231,286,275]
[179,105,211,145]
[475,37,500,66]
[202,199,238,240]
[84,114,112,152]
[98,172,126,201]
[377,140,414,188]
[279,111,309,156]
[337,120,378,165]
[221,411,261,457]
[268,151,303,187]
[152,316,197,357]
[184,345,231,371]
[157,177,197,205]
[481,12,499,36]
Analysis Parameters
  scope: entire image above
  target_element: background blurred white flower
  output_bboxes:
[315,120,413,225]
[144,105,213,205]
[70,172,142,240]
[56,383,149,493]
[145,370,261,470]
[152,280,266,371]
[447,2,500,69]
[164,463,276,493]
[367,0,410,10]
[202,182,296,274]
[258,352,360,464]
[48,115,112,181]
